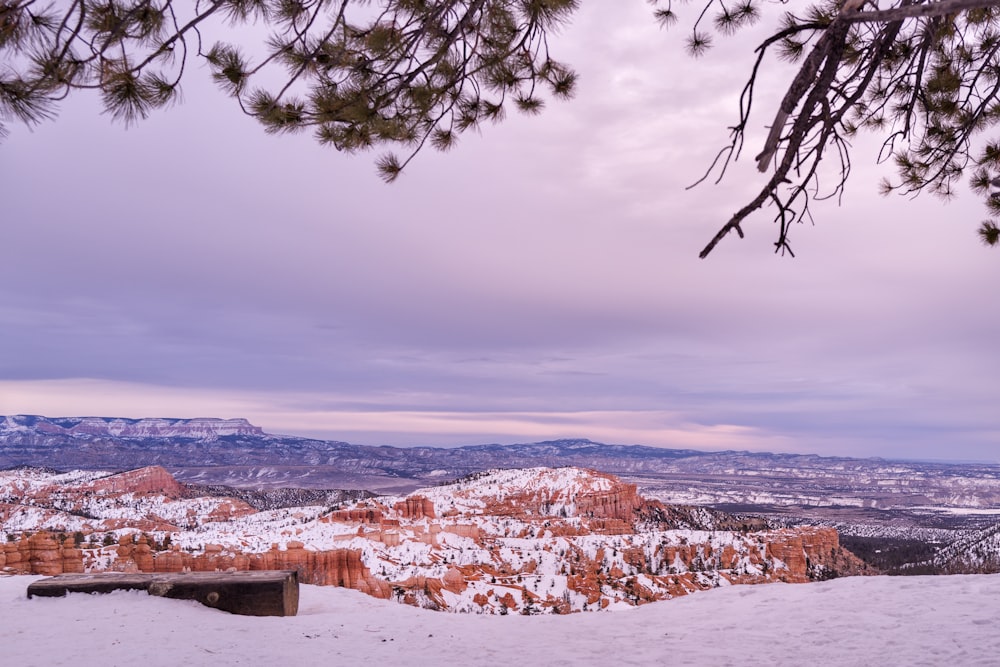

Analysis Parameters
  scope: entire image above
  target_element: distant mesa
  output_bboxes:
[1,415,265,439]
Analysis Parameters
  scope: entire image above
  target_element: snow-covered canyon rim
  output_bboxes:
[3,573,999,666]
[2,465,875,613]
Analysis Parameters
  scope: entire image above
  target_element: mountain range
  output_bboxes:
[3,415,1000,517]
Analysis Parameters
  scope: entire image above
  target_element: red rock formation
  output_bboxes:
[60,537,85,574]
[0,532,85,575]
[322,508,384,524]
[492,591,513,610]
[124,535,155,572]
[393,496,436,520]
[575,480,645,520]
[1,466,253,537]
[441,524,480,540]
[97,538,391,598]
[27,533,65,576]
[201,500,257,523]
[84,466,186,498]
[763,527,870,581]
[465,470,647,523]
[0,466,875,613]
[441,567,465,594]
[583,518,633,535]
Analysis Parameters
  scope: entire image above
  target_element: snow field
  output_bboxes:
[3,574,1000,666]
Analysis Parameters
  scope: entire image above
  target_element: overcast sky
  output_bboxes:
[1,3,997,461]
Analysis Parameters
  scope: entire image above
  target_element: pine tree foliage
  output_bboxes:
[650,0,1000,256]
[0,0,579,181]
[4,0,1000,253]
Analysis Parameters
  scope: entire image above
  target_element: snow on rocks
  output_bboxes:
[1,465,872,613]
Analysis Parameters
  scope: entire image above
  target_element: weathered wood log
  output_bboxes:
[26,570,299,617]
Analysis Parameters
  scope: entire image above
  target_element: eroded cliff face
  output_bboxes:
[0,466,874,613]
[84,466,187,497]
[1,534,389,595]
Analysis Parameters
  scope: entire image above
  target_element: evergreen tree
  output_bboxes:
[655,0,1000,255]
[4,0,1000,253]
[0,0,578,183]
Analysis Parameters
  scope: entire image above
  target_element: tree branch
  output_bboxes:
[844,0,1000,24]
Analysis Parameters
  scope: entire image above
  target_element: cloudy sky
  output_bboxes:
[1,3,997,461]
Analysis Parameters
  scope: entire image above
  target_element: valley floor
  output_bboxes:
[2,574,998,666]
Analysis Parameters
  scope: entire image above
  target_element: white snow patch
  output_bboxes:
[4,574,1000,665]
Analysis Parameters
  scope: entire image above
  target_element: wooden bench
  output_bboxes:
[26,570,299,617]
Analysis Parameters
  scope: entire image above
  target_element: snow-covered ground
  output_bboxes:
[3,574,999,666]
